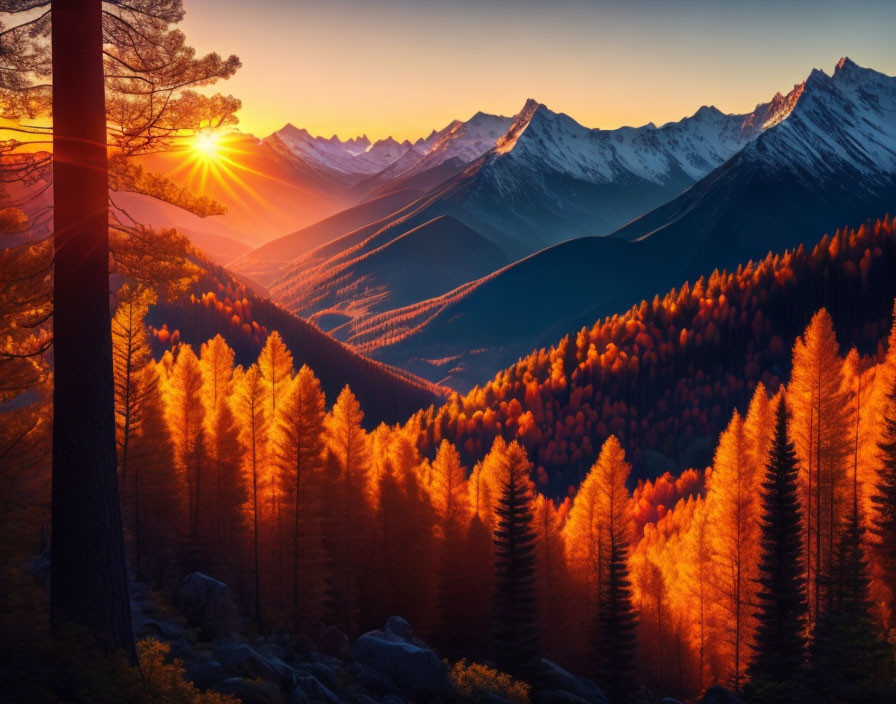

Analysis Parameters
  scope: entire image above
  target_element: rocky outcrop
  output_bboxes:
[538,659,609,704]
[351,617,446,700]
[173,572,240,640]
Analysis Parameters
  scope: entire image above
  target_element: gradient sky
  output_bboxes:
[182,0,896,141]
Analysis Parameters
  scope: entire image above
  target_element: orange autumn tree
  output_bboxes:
[429,440,474,646]
[198,336,244,574]
[161,344,206,546]
[789,309,850,623]
[232,363,267,622]
[323,386,371,636]
[273,364,327,632]
[589,436,637,701]
[705,410,760,690]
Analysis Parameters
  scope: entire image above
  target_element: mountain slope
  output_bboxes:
[408,214,896,489]
[356,58,896,389]
[271,215,508,332]
[397,96,769,258]
[226,188,424,285]
[613,58,896,267]
[146,256,446,426]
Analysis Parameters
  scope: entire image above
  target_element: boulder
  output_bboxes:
[214,677,286,704]
[352,619,445,700]
[295,675,341,704]
[307,662,340,694]
[347,661,403,698]
[700,687,743,704]
[213,641,297,689]
[173,572,240,640]
[314,625,352,660]
[184,659,229,689]
[539,659,609,704]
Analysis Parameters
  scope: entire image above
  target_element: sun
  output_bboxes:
[192,131,221,160]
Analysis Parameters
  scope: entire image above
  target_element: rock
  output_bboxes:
[307,662,339,694]
[314,625,352,660]
[213,641,297,689]
[347,661,403,698]
[660,699,685,704]
[173,572,240,640]
[295,675,341,704]
[214,677,286,704]
[352,619,445,700]
[381,696,405,704]
[184,659,229,689]
[700,687,743,704]
[383,616,413,642]
[538,659,609,704]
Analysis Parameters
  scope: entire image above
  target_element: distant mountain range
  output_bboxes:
[125,57,896,392]
[354,58,896,388]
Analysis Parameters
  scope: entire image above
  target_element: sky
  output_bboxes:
[182,0,896,142]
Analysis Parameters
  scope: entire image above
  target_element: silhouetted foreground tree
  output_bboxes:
[0,0,239,657]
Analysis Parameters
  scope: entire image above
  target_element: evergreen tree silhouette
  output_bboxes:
[491,441,540,675]
[747,397,808,702]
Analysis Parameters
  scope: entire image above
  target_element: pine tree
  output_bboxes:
[810,501,895,701]
[162,344,206,546]
[274,365,327,633]
[257,331,294,599]
[233,364,267,622]
[747,397,808,702]
[591,436,637,703]
[199,335,238,555]
[111,285,158,491]
[707,410,761,690]
[430,440,472,648]
[491,440,540,675]
[323,386,370,635]
[789,309,850,623]
[871,376,896,624]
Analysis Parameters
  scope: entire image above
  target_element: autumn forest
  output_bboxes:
[3,1,896,704]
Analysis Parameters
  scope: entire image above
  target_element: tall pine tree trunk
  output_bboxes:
[50,0,135,659]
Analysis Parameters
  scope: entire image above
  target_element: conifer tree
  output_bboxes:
[430,440,472,647]
[810,495,895,701]
[258,331,294,594]
[789,309,850,622]
[323,386,370,635]
[127,365,183,585]
[233,364,267,622]
[871,375,896,623]
[274,365,327,632]
[491,440,540,675]
[111,285,158,491]
[707,410,760,690]
[162,344,206,545]
[748,397,808,702]
[199,335,238,552]
[534,493,569,659]
[591,436,637,703]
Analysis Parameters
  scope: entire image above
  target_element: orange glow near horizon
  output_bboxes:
[177,1,896,143]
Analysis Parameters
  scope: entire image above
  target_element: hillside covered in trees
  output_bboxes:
[407,216,896,493]
[145,256,446,426]
[71,290,896,701]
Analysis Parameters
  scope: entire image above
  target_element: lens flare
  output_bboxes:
[193,131,220,160]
